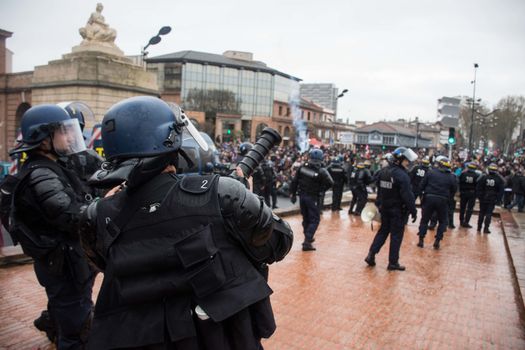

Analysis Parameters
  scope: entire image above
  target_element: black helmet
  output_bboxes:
[392,147,418,163]
[9,104,85,156]
[239,142,253,156]
[309,148,323,161]
[101,96,182,161]
[488,163,498,173]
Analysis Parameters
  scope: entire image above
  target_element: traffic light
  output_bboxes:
[448,127,456,145]
[382,145,386,150]
[227,129,231,135]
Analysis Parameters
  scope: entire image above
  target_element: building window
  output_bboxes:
[384,135,395,145]
[278,125,283,134]
[278,105,283,116]
[301,110,304,119]
[308,112,311,121]
[357,134,368,144]
[286,107,290,116]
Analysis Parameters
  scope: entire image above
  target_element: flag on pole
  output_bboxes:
[88,124,102,149]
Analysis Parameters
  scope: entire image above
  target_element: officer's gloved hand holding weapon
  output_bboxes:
[231,127,282,186]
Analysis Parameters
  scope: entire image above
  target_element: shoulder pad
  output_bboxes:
[29,167,61,185]
[180,174,217,194]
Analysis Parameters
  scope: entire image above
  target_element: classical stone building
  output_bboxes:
[0,4,158,161]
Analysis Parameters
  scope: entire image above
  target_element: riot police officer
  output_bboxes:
[57,101,104,184]
[327,155,347,211]
[348,162,372,215]
[32,101,104,342]
[364,147,418,271]
[409,156,430,200]
[417,156,457,249]
[8,105,95,349]
[79,96,293,350]
[290,149,334,251]
[476,163,504,233]
[348,162,359,214]
[459,161,480,228]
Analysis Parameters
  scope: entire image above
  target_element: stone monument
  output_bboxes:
[30,3,159,126]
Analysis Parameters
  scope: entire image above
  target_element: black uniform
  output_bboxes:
[409,164,429,200]
[61,149,104,184]
[80,173,293,350]
[418,168,457,242]
[252,163,270,206]
[14,155,95,349]
[458,169,479,226]
[327,162,347,211]
[348,167,371,215]
[290,161,334,248]
[476,172,504,232]
[368,163,416,266]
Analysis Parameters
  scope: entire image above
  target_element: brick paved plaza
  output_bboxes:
[1,210,525,349]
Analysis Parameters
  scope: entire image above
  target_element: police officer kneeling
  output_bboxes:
[417,156,457,249]
[364,147,418,271]
[79,96,293,350]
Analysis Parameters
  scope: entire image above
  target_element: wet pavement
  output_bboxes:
[1,209,525,349]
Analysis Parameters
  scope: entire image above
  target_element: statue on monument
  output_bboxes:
[79,3,117,44]
[72,2,125,57]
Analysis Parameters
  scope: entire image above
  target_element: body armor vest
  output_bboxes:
[378,166,402,209]
[460,170,477,193]
[328,165,345,185]
[95,174,271,323]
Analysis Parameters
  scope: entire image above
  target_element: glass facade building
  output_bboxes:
[147,51,301,117]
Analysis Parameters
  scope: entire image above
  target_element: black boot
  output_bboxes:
[34,310,57,343]
[433,239,440,250]
[387,263,406,271]
[417,236,424,248]
[448,223,456,229]
[483,227,491,234]
[364,253,376,266]
[460,222,472,228]
[302,242,316,251]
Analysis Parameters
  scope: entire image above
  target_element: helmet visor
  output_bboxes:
[404,148,418,162]
[52,119,86,156]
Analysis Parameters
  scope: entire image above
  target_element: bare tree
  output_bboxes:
[490,96,525,154]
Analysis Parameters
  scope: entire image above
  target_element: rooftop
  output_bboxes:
[146,50,301,81]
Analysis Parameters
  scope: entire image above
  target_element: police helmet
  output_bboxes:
[438,156,452,169]
[392,147,418,163]
[356,162,365,169]
[487,163,498,173]
[467,161,479,169]
[101,96,182,161]
[9,104,85,156]
[56,101,94,132]
[421,156,430,166]
[363,160,372,168]
[309,148,323,161]
[383,153,394,163]
[239,142,253,157]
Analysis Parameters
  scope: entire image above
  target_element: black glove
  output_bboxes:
[411,211,417,223]
[291,195,297,204]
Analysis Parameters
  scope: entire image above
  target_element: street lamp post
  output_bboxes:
[468,63,479,159]
[141,26,172,63]
[336,89,348,124]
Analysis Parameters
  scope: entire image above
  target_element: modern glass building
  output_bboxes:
[146,50,301,140]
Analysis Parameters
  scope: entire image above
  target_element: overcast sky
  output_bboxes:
[2,0,524,123]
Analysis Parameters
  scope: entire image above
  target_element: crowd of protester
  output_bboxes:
[214,140,525,211]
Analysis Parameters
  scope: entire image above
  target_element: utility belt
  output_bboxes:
[425,193,449,201]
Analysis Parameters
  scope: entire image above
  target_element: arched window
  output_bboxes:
[15,102,31,136]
